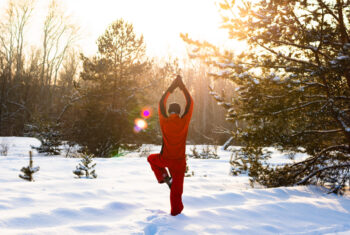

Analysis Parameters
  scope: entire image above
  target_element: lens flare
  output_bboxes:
[134,118,147,133]
[141,107,152,119]
[136,119,147,129]
[134,125,142,133]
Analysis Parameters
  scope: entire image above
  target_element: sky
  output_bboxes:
[0,0,232,59]
[66,0,230,58]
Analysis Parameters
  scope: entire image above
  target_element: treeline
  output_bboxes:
[0,0,78,135]
[0,0,234,157]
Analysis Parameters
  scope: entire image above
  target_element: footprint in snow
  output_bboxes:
[145,209,167,221]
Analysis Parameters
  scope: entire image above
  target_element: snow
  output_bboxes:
[336,55,350,60]
[272,76,280,82]
[214,95,223,101]
[238,72,248,79]
[215,62,236,68]
[331,55,350,65]
[0,137,350,234]
[208,70,230,77]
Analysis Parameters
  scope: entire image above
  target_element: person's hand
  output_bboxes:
[169,75,181,92]
[177,76,186,90]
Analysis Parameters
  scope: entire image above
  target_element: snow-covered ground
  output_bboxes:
[0,137,350,235]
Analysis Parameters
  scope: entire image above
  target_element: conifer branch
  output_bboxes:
[257,42,318,67]
[297,163,350,185]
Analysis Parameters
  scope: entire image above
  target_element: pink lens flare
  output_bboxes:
[143,110,150,117]
[134,125,142,133]
[134,118,148,133]
[141,107,152,119]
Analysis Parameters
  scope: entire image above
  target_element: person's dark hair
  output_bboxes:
[168,103,181,115]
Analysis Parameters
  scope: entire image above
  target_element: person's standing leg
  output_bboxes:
[147,153,169,183]
[168,167,185,216]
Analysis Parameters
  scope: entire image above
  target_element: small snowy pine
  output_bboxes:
[73,153,97,179]
[139,146,151,158]
[188,145,219,159]
[0,140,9,156]
[19,151,40,181]
[26,122,62,156]
[184,156,195,177]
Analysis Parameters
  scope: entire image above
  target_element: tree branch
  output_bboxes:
[257,42,318,67]
[292,129,343,136]
[297,163,350,185]
[271,100,326,115]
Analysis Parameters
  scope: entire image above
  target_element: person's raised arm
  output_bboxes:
[178,77,193,118]
[159,76,180,118]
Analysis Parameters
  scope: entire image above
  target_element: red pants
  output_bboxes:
[147,153,186,216]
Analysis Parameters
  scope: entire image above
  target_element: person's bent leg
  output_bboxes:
[168,168,185,216]
[147,153,169,183]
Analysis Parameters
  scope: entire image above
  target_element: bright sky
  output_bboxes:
[0,0,235,59]
[66,0,229,58]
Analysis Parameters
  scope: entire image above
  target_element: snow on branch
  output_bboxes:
[291,129,343,136]
[333,104,350,133]
[257,42,318,67]
[270,39,331,59]
[297,163,350,185]
[208,70,231,77]
[271,100,326,115]
[291,145,350,168]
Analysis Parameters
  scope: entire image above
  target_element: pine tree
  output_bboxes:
[26,121,62,155]
[188,145,219,159]
[73,153,97,179]
[70,19,151,157]
[19,151,40,181]
[183,0,350,193]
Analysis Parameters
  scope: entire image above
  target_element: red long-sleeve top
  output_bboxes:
[158,87,193,160]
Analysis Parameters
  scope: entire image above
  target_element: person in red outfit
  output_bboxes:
[147,75,193,216]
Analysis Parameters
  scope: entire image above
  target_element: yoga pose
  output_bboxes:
[147,75,193,216]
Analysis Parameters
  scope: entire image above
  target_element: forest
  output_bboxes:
[1,0,350,192]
